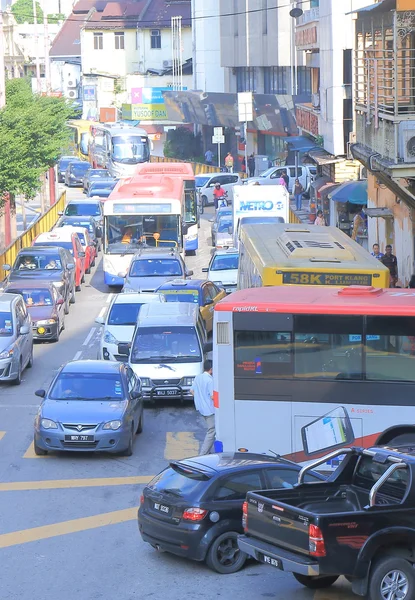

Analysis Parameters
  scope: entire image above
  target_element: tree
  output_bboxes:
[164,127,202,160]
[0,79,72,208]
[11,0,43,23]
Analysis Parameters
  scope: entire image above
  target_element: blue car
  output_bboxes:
[87,179,118,198]
[33,360,143,456]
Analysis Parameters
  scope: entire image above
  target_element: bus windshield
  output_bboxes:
[185,189,197,224]
[80,132,89,156]
[111,136,150,164]
[105,215,180,253]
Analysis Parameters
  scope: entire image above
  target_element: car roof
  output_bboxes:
[113,292,164,305]
[60,215,95,223]
[176,453,301,474]
[19,246,64,255]
[212,248,238,256]
[133,248,181,260]
[137,302,198,326]
[0,293,22,309]
[157,279,205,290]
[4,281,55,291]
[67,198,100,204]
[59,156,77,161]
[62,360,123,374]
[36,230,75,243]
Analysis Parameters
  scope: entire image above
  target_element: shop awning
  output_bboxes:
[318,182,340,197]
[328,180,368,205]
[283,136,317,152]
[307,148,344,166]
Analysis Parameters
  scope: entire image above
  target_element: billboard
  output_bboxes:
[122,103,168,120]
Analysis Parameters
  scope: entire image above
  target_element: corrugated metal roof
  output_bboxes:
[141,0,191,28]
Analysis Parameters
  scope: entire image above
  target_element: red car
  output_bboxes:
[33,229,86,291]
[70,226,97,274]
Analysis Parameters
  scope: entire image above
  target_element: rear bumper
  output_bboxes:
[238,535,320,576]
[104,272,124,286]
[185,237,198,251]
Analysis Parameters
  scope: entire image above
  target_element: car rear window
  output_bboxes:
[65,203,101,217]
[130,259,183,277]
[160,289,199,304]
[108,303,143,326]
[148,465,209,498]
[34,241,73,254]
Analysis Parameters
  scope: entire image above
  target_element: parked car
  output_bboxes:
[0,292,33,385]
[155,279,226,334]
[2,247,76,314]
[87,178,118,198]
[83,168,110,193]
[202,248,239,294]
[69,226,97,274]
[95,292,166,361]
[61,198,103,228]
[33,360,144,456]
[121,248,192,294]
[245,164,313,194]
[196,173,241,209]
[57,156,78,183]
[33,229,86,292]
[64,161,91,187]
[55,215,102,252]
[4,281,65,342]
[138,453,324,574]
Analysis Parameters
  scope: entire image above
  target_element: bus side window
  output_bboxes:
[234,330,293,378]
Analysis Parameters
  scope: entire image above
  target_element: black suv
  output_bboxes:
[122,248,192,293]
[2,247,76,314]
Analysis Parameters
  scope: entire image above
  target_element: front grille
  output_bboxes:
[61,441,99,448]
[62,424,98,431]
[152,379,181,386]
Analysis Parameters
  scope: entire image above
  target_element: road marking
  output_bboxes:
[0,475,152,492]
[82,327,96,346]
[97,306,106,319]
[73,350,82,361]
[164,431,199,460]
[23,442,52,459]
[106,294,113,304]
[0,506,138,549]
[0,431,5,442]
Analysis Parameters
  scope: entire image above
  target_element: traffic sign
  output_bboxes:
[214,127,223,136]
[212,134,225,144]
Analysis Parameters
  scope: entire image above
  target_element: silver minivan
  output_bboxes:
[118,303,211,402]
[0,293,34,385]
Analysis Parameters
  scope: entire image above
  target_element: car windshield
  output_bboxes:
[111,135,150,165]
[217,220,232,234]
[8,288,53,306]
[259,167,277,178]
[130,259,182,278]
[61,220,94,234]
[0,312,13,336]
[59,158,74,169]
[65,203,101,217]
[131,326,202,363]
[108,303,144,326]
[71,163,90,175]
[211,254,239,271]
[49,372,125,400]
[14,254,62,270]
[195,176,210,188]
[216,210,232,220]
[89,170,109,179]
[148,465,208,497]
[160,289,199,304]
[80,133,89,156]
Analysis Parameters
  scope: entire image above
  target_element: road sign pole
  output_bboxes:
[245,121,248,176]
[218,142,221,170]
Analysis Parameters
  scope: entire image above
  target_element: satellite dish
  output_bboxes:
[290,7,303,17]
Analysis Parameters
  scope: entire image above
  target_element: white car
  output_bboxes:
[203,248,239,295]
[95,293,165,361]
[196,172,242,209]
[245,164,312,194]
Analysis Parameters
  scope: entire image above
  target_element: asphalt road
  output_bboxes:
[0,188,354,600]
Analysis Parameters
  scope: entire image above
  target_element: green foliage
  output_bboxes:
[164,127,202,160]
[47,13,65,23]
[0,79,72,206]
[11,0,43,23]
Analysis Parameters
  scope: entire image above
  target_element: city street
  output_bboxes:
[0,189,354,600]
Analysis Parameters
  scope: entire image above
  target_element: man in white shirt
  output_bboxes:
[190,359,215,455]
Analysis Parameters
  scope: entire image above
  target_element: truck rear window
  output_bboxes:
[354,456,408,502]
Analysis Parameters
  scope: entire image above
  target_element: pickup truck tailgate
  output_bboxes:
[246,492,312,555]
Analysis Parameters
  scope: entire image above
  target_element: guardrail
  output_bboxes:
[0,192,67,277]
[150,155,247,178]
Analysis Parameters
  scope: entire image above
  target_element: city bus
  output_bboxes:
[134,162,198,255]
[88,123,150,178]
[103,174,187,286]
[237,223,390,289]
[67,119,98,160]
[213,285,415,463]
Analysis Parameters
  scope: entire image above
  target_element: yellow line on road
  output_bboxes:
[0,475,153,492]
[0,507,138,549]
[164,431,199,460]
[23,441,52,459]
[0,432,5,442]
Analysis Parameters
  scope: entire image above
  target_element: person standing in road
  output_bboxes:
[248,154,255,178]
[371,243,384,260]
[225,152,234,173]
[381,245,398,287]
[205,149,214,166]
[293,178,304,211]
[190,360,215,455]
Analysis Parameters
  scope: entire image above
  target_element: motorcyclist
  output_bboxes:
[212,182,227,209]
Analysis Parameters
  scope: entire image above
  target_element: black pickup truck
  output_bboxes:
[238,445,415,600]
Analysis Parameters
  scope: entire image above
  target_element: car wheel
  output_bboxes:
[34,437,47,456]
[293,574,339,589]
[81,274,85,284]
[12,359,22,386]
[85,265,91,274]
[70,287,76,304]
[206,532,247,574]
[64,296,70,314]
[136,411,144,434]
[75,282,81,292]
[61,318,65,331]
[202,195,208,208]
[53,327,60,343]
[27,348,34,369]
[121,425,134,456]
[91,258,96,267]
[369,557,415,600]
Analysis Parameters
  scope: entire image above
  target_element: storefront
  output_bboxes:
[328,180,368,249]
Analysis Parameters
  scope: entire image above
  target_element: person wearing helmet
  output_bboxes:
[212,182,227,210]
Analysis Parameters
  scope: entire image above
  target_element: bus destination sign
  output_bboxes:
[282,272,372,286]
[113,203,172,214]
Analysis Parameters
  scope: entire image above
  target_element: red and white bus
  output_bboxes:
[213,285,415,463]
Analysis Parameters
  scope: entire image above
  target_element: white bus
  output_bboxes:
[103,174,187,286]
[89,123,150,178]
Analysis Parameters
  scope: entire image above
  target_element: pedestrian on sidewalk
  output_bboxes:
[225,152,234,173]
[248,154,256,178]
[293,178,304,211]
[205,149,214,166]
[314,210,326,226]
[190,359,215,455]
[381,245,398,288]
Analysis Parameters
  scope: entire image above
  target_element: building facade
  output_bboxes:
[192,0,225,93]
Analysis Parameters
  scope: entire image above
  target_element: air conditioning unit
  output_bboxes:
[67,89,78,99]
[399,121,415,162]
[163,60,173,68]
[311,93,320,109]
[67,80,77,88]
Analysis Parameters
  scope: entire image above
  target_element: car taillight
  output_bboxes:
[242,501,248,532]
[140,494,144,505]
[182,507,208,522]
[309,524,326,557]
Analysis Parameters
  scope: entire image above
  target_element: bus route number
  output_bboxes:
[282,272,372,286]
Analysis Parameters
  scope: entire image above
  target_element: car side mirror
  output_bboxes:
[95,316,105,325]
[97,228,102,238]
[57,298,64,306]
[118,343,130,356]
[186,270,194,277]
[67,263,75,270]
[58,211,63,216]
[35,389,46,398]
[20,324,30,335]
[131,389,141,400]
[202,268,208,273]
[78,251,86,258]
[208,219,214,223]
[3,264,10,271]
[204,341,213,354]
[117,272,127,279]
[182,223,189,235]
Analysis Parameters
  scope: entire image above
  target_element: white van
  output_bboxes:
[246,164,312,194]
[119,303,211,402]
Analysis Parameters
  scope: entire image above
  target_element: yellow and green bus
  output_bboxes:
[67,119,98,161]
[237,223,390,289]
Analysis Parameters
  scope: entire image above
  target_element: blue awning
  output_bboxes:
[328,180,368,205]
[283,136,317,152]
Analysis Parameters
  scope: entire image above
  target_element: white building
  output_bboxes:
[192,0,225,93]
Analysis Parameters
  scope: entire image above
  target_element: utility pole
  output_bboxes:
[43,9,51,92]
[33,0,42,93]
[0,11,6,108]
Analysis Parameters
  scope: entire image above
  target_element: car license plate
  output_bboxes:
[155,389,179,397]
[64,434,95,442]
[260,554,280,568]
[154,502,170,514]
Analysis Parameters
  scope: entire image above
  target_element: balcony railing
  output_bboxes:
[297,7,319,26]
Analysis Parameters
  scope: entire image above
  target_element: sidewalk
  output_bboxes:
[15,197,42,239]
[290,198,313,225]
